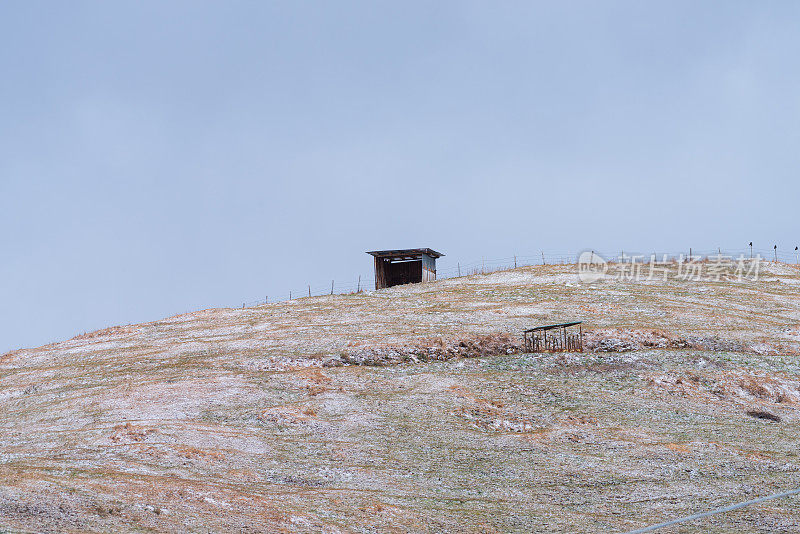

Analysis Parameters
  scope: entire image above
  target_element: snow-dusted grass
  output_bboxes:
[1,263,800,532]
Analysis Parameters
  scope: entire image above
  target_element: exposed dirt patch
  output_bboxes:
[327,333,522,367]
[747,410,782,422]
[175,446,226,461]
[448,384,547,433]
[324,329,787,371]
[643,369,800,416]
[583,328,777,354]
[110,422,157,443]
[259,405,318,426]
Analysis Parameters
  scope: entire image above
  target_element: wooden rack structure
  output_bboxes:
[523,321,583,353]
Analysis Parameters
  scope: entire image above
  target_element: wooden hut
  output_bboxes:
[366,248,444,289]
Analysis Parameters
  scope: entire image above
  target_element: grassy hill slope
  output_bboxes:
[2,263,800,532]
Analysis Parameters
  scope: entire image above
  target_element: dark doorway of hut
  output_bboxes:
[366,248,444,289]
[523,322,583,353]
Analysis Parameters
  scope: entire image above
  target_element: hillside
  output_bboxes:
[2,263,800,532]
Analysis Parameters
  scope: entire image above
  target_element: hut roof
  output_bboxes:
[366,248,445,260]
[523,321,582,333]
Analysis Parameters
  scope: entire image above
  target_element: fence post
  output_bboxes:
[541,251,545,265]
[266,296,268,304]
[331,280,334,295]
[289,291,292,300]
[514,255,517,269]
[458,262,461,277]
[357,275,361,292]
[308,285,311,297]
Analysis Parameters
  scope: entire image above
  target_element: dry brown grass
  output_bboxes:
[2,263,800,532]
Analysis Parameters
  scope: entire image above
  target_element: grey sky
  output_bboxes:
[2,1,799,353]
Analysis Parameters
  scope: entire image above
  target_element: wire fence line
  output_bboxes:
[238,246,800,308]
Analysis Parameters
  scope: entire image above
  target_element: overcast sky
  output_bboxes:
[2,1,799,353]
